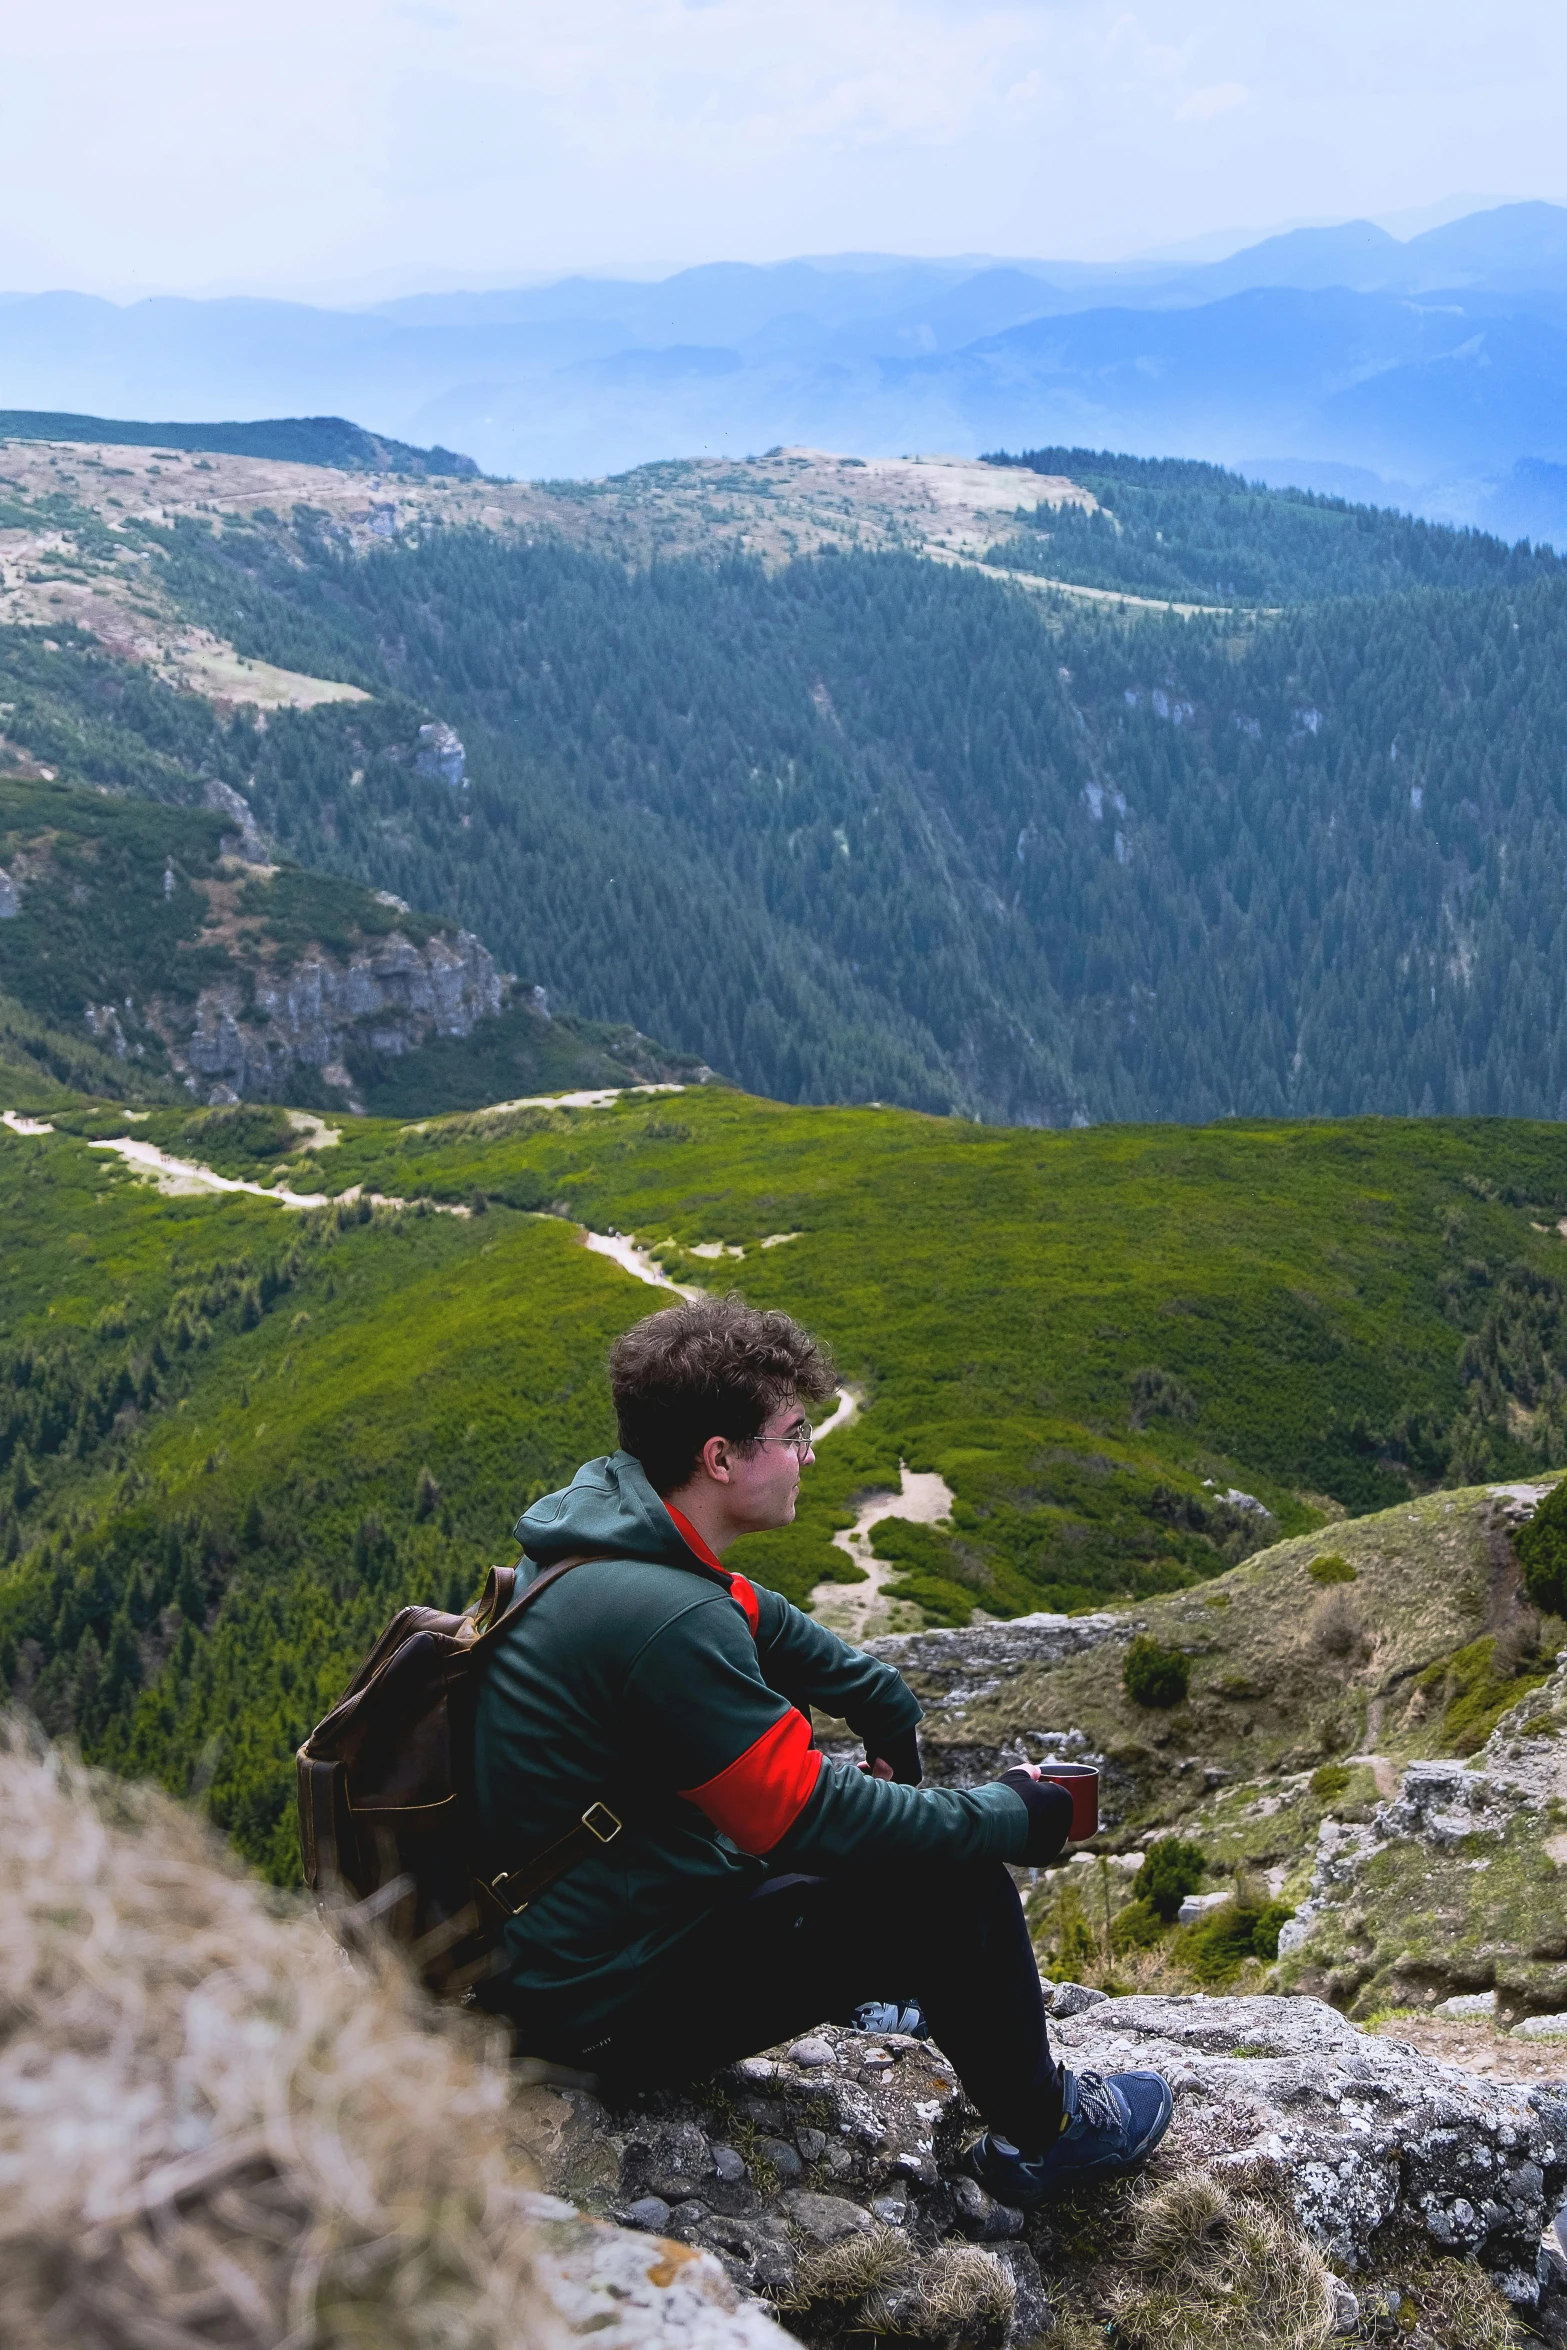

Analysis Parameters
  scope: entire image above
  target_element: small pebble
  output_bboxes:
[796,2128,828,2162]
[623,2195,672,2232]
[758,2136,804,2181]
[788,2036,837,2067]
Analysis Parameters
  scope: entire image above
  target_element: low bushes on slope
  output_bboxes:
[7,1093,1567,1885]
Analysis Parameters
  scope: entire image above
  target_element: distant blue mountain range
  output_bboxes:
[7,203,1567,539]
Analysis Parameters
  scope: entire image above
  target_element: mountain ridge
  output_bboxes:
[9,203,1567,524]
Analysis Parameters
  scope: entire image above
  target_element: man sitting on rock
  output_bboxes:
[474,1294,1173,2204]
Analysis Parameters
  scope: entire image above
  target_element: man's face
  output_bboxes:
[715,1398,816,1533]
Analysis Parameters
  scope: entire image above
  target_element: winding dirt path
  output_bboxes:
[4,1108,865,1437]
[809,1464,957,1643]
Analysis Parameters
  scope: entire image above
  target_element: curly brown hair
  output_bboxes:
[608,1293,837,1494]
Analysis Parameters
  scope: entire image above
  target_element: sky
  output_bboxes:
[6,0,1566,301]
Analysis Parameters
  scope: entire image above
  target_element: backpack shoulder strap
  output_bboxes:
[459,1549,629,1938]
[465,1551,603,1650]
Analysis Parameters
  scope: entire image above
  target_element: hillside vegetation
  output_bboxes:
[988,447,1564,604]
[0,773,700,1112]
[8,441,1567,1124]
[140,511,1567,1124]
[5,1083,1567,1881]
[0,408,477,473]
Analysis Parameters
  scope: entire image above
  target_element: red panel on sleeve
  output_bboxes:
[679,1708,823,1853]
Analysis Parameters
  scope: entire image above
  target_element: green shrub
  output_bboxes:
[184,1104,296,1163]
[1040,1877,1099,1977]
[1310,1762,1353,1803]
[1518,1481,1567,1617]
[1174,1899,1294,1987]
[1307,1552,1356,1584]
[1128,1365,1198,1428]
[1134,1836,1206,1922]
[1123,1635,1191,1709]
[1109,1896,1167,1953]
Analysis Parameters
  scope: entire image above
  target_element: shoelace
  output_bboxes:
[1068,2070,1123,2134]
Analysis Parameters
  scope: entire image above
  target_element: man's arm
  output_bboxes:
[750,1585,923,1774]
[623,1595,1060,1871]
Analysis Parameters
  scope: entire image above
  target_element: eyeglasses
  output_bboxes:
[742,1423,814,1459]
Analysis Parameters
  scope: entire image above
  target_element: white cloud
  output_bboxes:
[1175,81,1252,123]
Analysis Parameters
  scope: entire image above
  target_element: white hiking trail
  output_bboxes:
[4,1103,862,1438]
[810,1464,958,1643]
[580,1228,862,1440]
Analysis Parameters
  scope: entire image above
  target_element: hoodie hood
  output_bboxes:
[515,1450,698,1575]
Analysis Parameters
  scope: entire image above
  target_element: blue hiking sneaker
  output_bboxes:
[850,1999,930,2039]
[966,2066,1174,2206]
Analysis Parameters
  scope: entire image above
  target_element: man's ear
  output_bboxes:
[698,1433,735,1484]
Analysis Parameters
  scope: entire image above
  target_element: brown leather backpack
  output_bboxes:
[296,1555,620,1996]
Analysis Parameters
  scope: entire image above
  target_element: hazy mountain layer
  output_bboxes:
[7,204,1567,530]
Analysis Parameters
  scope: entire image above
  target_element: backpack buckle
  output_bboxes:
[582,1802,622,1843]
[485,1867,532,1918]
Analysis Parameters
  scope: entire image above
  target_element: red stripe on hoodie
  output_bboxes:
[679,1707,824,1853]
[665,1502,761,1636]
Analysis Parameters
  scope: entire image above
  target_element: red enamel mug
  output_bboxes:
[1036,1761,1099,1841]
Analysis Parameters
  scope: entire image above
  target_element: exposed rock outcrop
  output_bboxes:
[165,927,510,1105]
[202,776,270,863]
[416,720,467,788]
[523,1997,1567,2337]
[1279,1651,1567,2021]
[839,1613,1126,1800]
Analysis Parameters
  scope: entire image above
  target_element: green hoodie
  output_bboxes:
[472,1451,1031,2039]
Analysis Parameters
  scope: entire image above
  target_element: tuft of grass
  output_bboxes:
[1420,1633,1553,1756]
[1079,2168,1338,2350]
[1306,1552,1356,1584]
[1397,2260,1527,2349]
[782,2225,1016,2345]
[0,1718,548,2350]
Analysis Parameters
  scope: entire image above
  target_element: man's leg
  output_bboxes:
[576,1859,1064,2153]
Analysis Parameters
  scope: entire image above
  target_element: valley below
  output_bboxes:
[12,410,1567,2347]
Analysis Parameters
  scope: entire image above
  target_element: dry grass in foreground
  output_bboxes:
[0,1717,547,2350]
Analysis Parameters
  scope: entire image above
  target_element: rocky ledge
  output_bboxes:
[820,1615,1127,1798]
[170,926,508,1104]
[1280,1651,1567,2023]
[518,1991,1567,2344]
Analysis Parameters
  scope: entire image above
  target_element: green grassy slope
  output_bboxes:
[6,1087,1567,1880]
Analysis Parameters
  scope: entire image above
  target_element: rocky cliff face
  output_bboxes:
[165,925,509,1106]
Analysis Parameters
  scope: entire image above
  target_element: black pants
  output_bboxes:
[545,1859,1064,2155]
